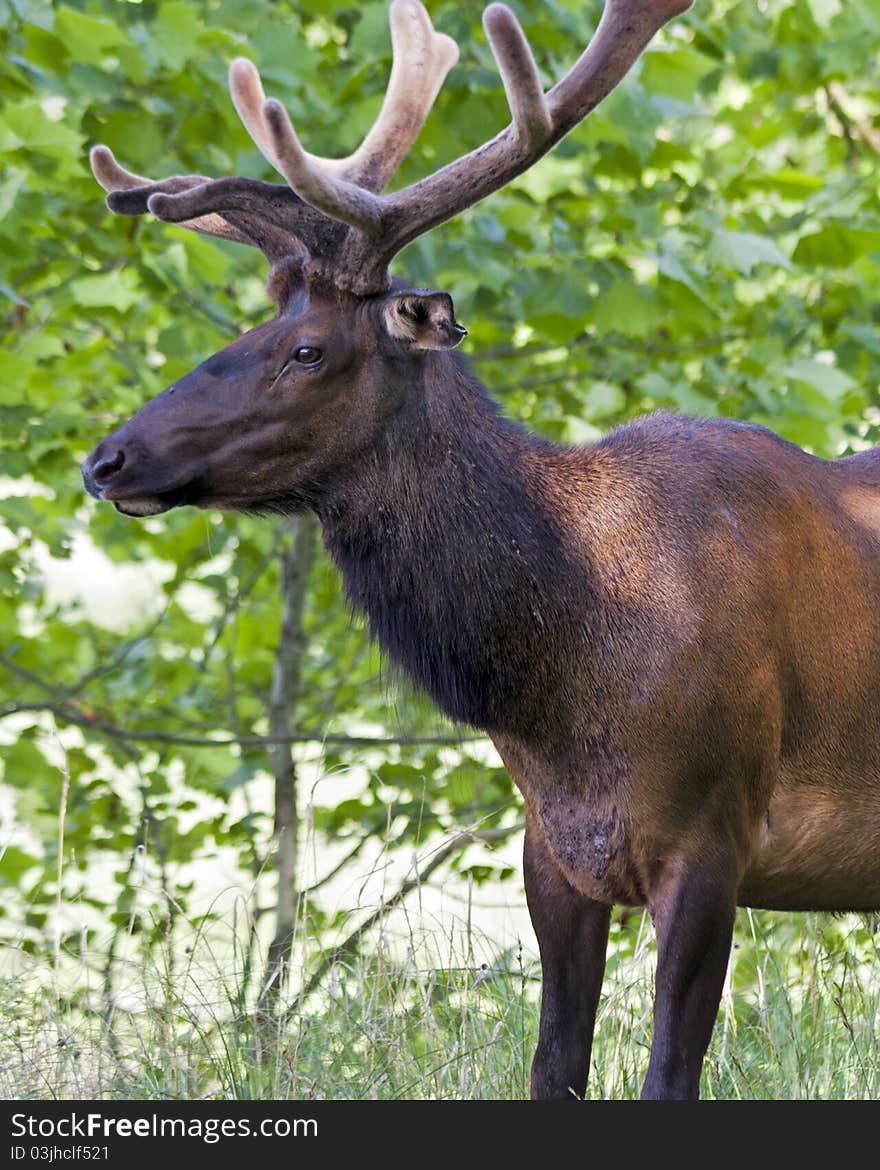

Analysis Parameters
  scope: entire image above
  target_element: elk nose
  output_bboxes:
[91,449,125,486]
[83,447,127,499]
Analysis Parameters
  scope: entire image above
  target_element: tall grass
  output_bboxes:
[1,902,878,1100]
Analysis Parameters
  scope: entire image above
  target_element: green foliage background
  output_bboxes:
[2,0,880,1097]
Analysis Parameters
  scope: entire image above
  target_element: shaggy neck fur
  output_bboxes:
[317,353,600,736]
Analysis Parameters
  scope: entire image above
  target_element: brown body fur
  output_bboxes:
[498,418,880,916]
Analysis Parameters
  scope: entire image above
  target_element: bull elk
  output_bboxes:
[80,0,880,1099]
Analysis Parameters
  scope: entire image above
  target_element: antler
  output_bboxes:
[91,0,691,292]
[91,0,458,266]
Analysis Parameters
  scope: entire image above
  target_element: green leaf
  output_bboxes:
[657,250,712,305]
[709,230,791,275]
[743,169,824,198]
[593,280,656,338]
[54,6,130,66]
[21,24,71,71]
[0,168,27,223]
[0,845,41,884]
[69,269,142,312]
[585,381,627,419]
[564,416,603,444]
[641,45,716,102]
[511,156,588,202]
[784,357,855,401]
[0,100,84,159]
[151,1,205,70]
[793,222,880,267]
[0,350,32,403]
[349,2,393,58]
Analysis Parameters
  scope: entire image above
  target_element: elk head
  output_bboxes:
[82,0,692,518]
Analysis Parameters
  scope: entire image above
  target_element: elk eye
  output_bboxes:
[293,346,323,366]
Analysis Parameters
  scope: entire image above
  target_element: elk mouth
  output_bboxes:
[114,495,174,517]
[108,483,197,518]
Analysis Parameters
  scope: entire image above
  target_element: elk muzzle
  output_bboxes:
[82,425,201,517]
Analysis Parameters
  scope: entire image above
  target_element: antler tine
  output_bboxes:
[90,145,152,192]
[90,146,253,246]
[144,175,339,257]
[228,57,280,170]
[260,100,386,231]
[229,0,458,195]
[89,146,318,259]
[482,6,552,150]
[340,0,459,190]
[546,0,692,134]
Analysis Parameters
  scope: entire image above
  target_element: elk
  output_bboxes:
[80,0,880,1100]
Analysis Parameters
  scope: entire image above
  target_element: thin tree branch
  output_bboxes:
[825,82,880,159]
[289,820,525,1013]
[302,836,369,896]
[0,700,484,749]
[825,84,859,166]
[189,526,285,704]
[263,513,317,1002]
[60,613,169,700]
[473,328,751,363]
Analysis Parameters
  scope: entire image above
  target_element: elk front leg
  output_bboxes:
[641,855,738,1100]
[524,813,611,1100]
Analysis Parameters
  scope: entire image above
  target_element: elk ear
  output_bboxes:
[382,290,468,350]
